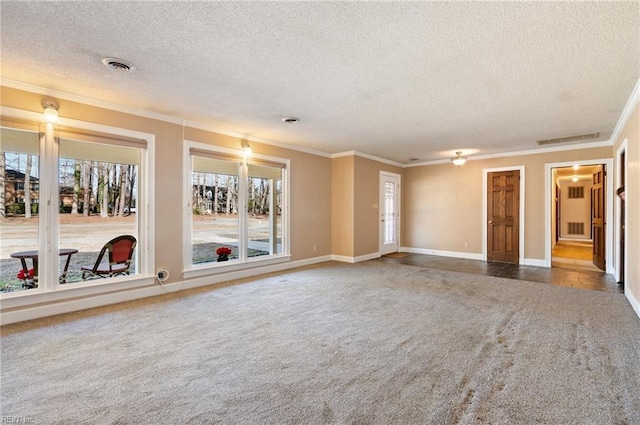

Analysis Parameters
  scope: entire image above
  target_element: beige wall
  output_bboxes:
[613,102,639,312]
[353,157,403,257]
[331,155,403,258]
[1,86,333,284]
[331,156,354,257]
[403,147,613,260]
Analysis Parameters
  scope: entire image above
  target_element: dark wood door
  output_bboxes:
[592,167,605,270]
[555,184,560,243]
[619,151,625,284]
[487,170,520,264]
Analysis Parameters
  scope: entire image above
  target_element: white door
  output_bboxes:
[380,172,400,255]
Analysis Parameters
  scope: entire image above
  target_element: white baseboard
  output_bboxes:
[626,287,640,320]
[0,254,333,326]
[400,247,483,261]
[331,252,380,264]
[523,258,547,267]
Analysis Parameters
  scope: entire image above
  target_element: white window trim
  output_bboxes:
[182,140,290,279]
[0,106,156,310]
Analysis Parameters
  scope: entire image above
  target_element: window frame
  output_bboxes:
[182,140,290,279]
[0,106,156,309]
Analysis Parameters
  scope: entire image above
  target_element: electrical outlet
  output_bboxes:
[157,267,169,282]
[464,242,469,248]
[312,245,317,252]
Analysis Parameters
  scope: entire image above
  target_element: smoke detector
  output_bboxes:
[101,57,135,73]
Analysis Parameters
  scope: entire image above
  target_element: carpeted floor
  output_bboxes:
[1,261,639,424]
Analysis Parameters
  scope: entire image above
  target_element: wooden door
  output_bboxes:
[555,184,560,243]
[592,167,605,270]
[619,151,625,284]
[487,170,520,264]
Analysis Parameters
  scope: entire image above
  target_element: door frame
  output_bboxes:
[544,158,614,272]
[482,166,525,263]
[379,171,401,255]
[615,140,627,283]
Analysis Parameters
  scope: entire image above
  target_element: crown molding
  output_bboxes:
[331,150,404,167]
[182,120,332,158]
[0,79,333,159]
[609,78,640,146]
[403,140,613,168]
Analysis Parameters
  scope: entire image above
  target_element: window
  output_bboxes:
[0,127,40,292]
[184,142,288,273]
[57,135,142,284]
[0,120,153,297]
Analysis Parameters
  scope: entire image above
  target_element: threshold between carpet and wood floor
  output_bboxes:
[1,261,638,424]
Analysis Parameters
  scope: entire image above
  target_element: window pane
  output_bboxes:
[0,128,40,293]
[58,138,139,284]
[192,157,240,265]
[247,164,283,257]
[384,181,396,244]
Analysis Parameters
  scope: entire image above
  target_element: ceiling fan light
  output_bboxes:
[451,151,467,166]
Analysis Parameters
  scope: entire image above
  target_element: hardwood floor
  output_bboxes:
[551,241,602,272]
[377,253,623,294]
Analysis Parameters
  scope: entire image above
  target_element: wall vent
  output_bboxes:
[568,222,585,235]
[568,186,584,199]
[536,132,600,145]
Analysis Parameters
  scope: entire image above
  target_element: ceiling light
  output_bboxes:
[572,176,579,182]
[451,151,467,167]
[41,99,59,123]
[282,117,300,123]
[101,57,135,73]
[573,164,579,170]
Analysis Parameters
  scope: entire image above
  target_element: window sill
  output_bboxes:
[0,275,156,311]
[182,254,291,280]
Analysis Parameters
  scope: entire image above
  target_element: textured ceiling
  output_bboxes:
[1,1,638,163]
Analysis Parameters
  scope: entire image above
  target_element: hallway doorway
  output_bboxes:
[552,240,600,271]
[545,158,613,273]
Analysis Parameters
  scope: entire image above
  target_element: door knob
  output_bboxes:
[488,221,493,224]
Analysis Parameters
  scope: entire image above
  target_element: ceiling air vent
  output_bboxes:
[536,132,600,146]
[101,57,135,73]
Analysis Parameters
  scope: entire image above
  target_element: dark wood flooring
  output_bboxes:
[376,253,623,293]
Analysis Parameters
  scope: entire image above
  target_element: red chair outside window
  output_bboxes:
[81,235,137,280]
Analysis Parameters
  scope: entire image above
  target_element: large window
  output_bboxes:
[184,142,288,272]
[0,127,40,292]
[58,135,141,284]
[0,119,152,296]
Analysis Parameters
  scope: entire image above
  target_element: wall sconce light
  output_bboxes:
[451,151,467,167]
[572,175,579,182]
[241,139,252,157]
[42,99,59,123]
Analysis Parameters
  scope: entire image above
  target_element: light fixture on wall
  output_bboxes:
[42,99,59,123]
[572,175,579,182]
[451,151,467,167]
[241,139,252,157]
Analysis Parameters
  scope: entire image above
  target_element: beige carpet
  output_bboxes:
[1,261,639,424]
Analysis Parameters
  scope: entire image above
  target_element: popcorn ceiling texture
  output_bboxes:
[2,261,639,424]
[1,2,638,162]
